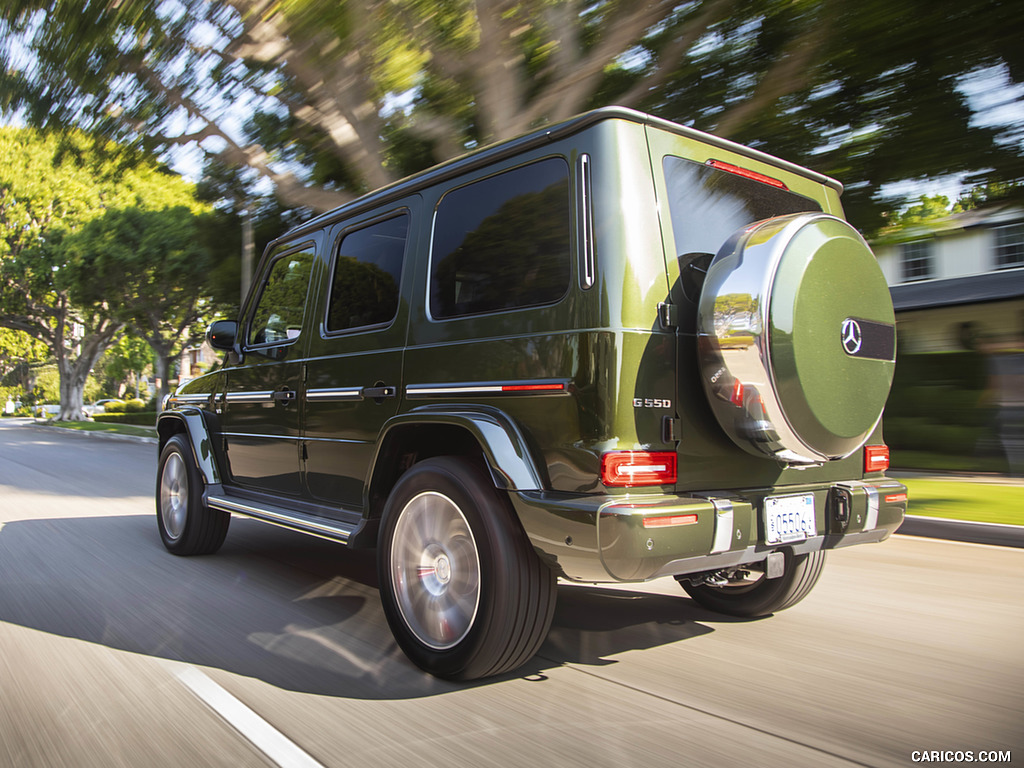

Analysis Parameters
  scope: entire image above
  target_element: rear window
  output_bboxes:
[662,156,821,260]
[429,158,571,319]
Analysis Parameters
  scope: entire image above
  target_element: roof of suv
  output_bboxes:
[280,106,844,243]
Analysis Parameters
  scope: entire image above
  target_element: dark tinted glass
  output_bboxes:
[663,156,821,260]
[430,158,571,319]
[248,249,314,346]
[327,214,407,332]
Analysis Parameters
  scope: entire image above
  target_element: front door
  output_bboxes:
[301,204,415,514]
[220,243,317,497]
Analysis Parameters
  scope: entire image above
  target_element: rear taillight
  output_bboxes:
[864,445,890,473]
[601,451,678,487]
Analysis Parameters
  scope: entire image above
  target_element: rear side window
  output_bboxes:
[326,213,408,332]
[430,158,571,319]
[248,248,314,346]
[663,156,821,260]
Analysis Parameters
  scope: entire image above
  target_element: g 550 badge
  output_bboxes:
[633,397,673,409]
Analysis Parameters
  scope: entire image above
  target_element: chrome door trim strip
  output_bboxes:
[225,391,274,403]
[305,387,364,402]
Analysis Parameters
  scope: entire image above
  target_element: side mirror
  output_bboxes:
[207,320,238,351]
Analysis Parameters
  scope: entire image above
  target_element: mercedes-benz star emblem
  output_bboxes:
[841,318,863,355]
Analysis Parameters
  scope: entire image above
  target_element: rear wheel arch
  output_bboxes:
[362,409,547,548]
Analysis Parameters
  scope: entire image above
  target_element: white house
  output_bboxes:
[872,203,1024,352]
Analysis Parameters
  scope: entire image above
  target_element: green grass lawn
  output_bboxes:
[902,478,1024,526]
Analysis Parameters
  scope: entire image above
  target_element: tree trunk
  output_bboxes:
[154,352,172,408]
[56,356,89,421]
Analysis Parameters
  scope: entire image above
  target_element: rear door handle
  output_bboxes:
[273,389,296,405]
[361,386,396,400]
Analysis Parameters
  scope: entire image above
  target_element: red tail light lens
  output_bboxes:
[864,445,890,473]
[706,159,788,190]
[601,451,678,487]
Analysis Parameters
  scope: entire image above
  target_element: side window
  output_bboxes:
[326,213,408,332]
[430,157,571,319]
[248,248,314,346]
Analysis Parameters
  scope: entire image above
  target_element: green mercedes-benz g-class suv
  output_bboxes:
[157,107,907,680]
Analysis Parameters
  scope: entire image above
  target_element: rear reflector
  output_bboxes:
[730,378,745,406]
[601,451,678,487]
[642,513,699,528]
[706,159,788,190]
[864,445,890,473]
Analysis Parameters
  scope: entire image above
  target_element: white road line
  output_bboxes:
[173,664,326,768]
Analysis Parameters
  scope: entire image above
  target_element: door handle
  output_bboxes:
[273,389,296,405]
[361,386,396,400]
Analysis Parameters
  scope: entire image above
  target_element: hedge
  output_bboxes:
[102,398,149,414]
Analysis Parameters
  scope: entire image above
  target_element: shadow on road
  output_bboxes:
[0,512,732,699]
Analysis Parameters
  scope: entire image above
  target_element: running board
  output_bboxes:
[207,495,355,544]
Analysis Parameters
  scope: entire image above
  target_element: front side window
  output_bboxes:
[900,240,933,282]
[662,155,822,261]
[430,158,571,319]
[995,223,1024,269]
[248,248,314,346]
[326,214,408,332]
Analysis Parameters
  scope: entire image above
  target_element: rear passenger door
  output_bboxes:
[301,201,416,514]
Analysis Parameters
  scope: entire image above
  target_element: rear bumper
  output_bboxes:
[509,479,907,582]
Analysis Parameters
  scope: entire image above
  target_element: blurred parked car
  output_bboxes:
[84,399,123,416]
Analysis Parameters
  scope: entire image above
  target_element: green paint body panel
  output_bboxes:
[161,107,906,583]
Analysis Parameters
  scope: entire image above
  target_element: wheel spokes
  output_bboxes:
[159,452,188,540]
[390,491,481,650]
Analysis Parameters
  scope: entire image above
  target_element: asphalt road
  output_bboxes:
[1,418,1021,768]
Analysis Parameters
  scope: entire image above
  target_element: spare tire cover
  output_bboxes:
[697,213,896,464]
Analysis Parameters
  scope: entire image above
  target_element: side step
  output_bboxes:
[207,495,356,544]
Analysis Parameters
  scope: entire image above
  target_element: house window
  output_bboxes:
[994,223,1024,269]
[900,240,933,281]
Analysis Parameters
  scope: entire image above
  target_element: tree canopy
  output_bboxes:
[0,127,213,418]
[2,1,1022,234]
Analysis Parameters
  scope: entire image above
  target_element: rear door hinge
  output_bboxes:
[658,302,678,329]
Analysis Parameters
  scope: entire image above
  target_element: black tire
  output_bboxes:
[679,549,826,617]
[156,434,230,555]
[377,456,556,680]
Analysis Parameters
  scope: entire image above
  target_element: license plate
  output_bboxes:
[764,494,816,544]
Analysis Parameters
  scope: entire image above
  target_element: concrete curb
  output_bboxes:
[896,515,1024,549]
[30,421,158,446]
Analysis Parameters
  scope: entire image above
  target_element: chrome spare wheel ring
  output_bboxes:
[390,491,481,651]
[160,452,188,541]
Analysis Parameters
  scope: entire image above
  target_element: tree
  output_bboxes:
[0,327,48,395]
[64,204,216,406]
[0,128,128,419]
[97,334,153,399]
[0,127,211,419]
[3,1,1022,233]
